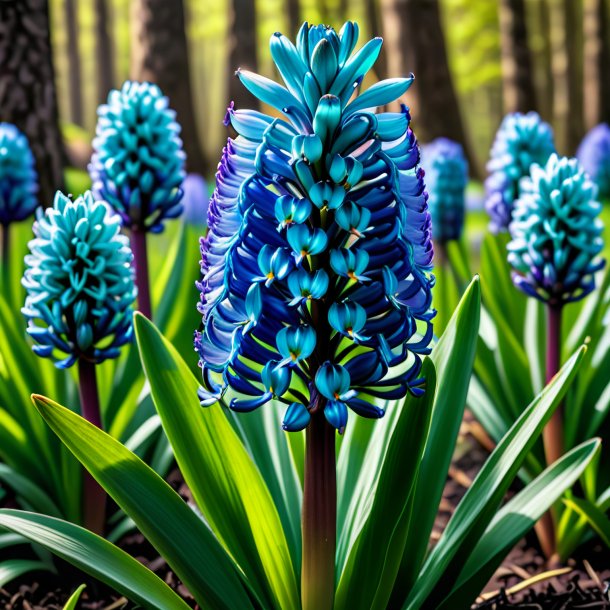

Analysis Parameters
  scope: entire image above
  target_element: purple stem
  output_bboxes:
[78,359,106,535]
[301,404,336,610]
[131,227,152,319]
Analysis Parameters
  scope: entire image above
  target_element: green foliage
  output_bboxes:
[468,232,610,559]
[0,278,598,609]
[0,221,201,585]
[62,584,86,610]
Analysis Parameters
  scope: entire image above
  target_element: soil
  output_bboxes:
[1,416,609,609]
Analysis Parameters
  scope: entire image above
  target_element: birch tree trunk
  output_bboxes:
[64,0,83,126]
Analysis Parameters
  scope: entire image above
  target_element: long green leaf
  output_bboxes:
[392,276,481,602]
[335,359,436,610]
[436,439,600,609]
[31,395,255,610]
[135,314,300,610]
[563,496,610,547]
[404,345,586,610]
[0,510,190,610]
[0,558,50,588]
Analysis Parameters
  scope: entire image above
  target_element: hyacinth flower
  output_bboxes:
[196,21,434,609]
[421,137,468,247]
[0,123,38,283]
[577,123,610,200]
[90,81,186,318]
[507,154,604,552]
[486,112,555,233]
[22,190,137,534]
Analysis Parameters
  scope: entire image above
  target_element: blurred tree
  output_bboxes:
[498,0,537,112]
[64,0,84,126]
[0,0,65,204]
[366,0,387,78]
[381,0,480,175]
[583,0,610,129]
[94,0,115,104]
[526,0,554,121]
[131,0,207,174]
[228,0,259,110]
[286,0,301,38]
[549,0,583,153]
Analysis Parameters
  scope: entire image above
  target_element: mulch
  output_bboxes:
[1,415,609,609]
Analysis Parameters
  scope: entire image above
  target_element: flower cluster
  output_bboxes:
[508,154,605,306]
[421,138,468,242]
[195,22,435,432]
[89,81,186,233]
[22,191,137,368]
[0,123,38,226]
[576,123,610,200]
[486,112,555,233]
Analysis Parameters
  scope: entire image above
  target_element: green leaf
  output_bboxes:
[0,510,190,610]
[563,496,610,547]
[335,359,436,610]
[404,345,586,610]
[63,584,86,610]
[436,439,601,609]
[31,395,255,610]
[135,314,300,610]
[392,276,481,602]
[0,558,50,588]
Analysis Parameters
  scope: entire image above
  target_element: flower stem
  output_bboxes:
[78,359,106,536]
[535,303,564,561]
[301,406,336,610]
[131,226,152,319]
[544,304,564,464]
[1,223,10,291]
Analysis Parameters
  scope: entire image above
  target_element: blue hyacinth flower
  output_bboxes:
[486,112,555,233]
[576,123,610,200]
[0,123,38,226]
[195,22,435,432]
[421,138,468,243]
[22,191,137,368]
[508,154,605,306]
[89,81,186,233]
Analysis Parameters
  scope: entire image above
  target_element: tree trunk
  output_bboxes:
[94,0,115,105]
[0,0,65,206]
[380,0,480,176]
[528,0,554,121]
[549,0,584,153]
[64,0,83,126]
[131,0,207,174]
[498,0,538,113]
[583,0,610,129]
[286,0,301,39]
[227,0,259,110]
[366,0,387,79]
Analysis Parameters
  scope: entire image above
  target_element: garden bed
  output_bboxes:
[2,416,608,610]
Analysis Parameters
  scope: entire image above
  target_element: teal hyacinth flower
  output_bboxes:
[22,191,137,368]
[195,22,435,433]
[576,124,610,199]
[421,138,468,242]
[507,154,605,305]
[89,81,186,233]
[486,112,555,233]
[0,123,38,226]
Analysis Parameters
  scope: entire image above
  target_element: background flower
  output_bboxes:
[485,112,555,233]
[421,137,468,243]
[195,22,435,432]
[507,154,605,306]
[23,191,137,368]
[576,123,610,200]
[0,123,38,226]
[89,81,186,233]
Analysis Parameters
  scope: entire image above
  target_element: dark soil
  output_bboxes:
[1,418,609,609]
